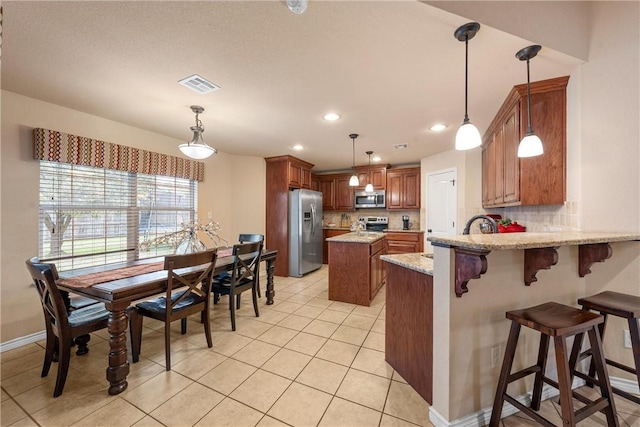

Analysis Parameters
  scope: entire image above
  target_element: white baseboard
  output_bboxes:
[430,376,639,427]
[0,330,46,353]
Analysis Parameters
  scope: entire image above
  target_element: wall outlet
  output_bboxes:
[491,346,501,368]
[624,330,632,349]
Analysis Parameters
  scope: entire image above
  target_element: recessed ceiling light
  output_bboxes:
[291,144,305,151]
[323,113,341,121]
[372,156,382,162]
[430,123,447,132]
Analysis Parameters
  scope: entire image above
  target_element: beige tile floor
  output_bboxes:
[1,266,639,427]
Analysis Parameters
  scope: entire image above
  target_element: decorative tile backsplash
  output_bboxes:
[323,209,420,230]
[464,201,581,233]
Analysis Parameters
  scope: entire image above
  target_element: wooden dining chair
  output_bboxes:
[25,258,110,397]
[212,241,263,331]
[128,249,217,371]
[238,234,264,297]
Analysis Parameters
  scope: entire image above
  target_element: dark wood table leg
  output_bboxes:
[104,301,130,395]
[265,258,275,305]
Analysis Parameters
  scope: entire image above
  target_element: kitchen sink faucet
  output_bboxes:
[462,215,498,235]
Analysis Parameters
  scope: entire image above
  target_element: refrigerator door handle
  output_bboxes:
[310,204,316,235]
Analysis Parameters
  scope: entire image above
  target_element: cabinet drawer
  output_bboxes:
[370,239,385,255]
[385,232,420,242]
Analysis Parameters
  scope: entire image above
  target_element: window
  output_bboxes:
[39,161,197,271]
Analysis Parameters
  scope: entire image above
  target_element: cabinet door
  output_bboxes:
[288,163,302,188]
[386,172,403,209]
[319,178,335,211]
[502,106,520,203]
[311,174,320,191]
[355,165,387,191]
[402,170,420,209]
[493,126,505,205]
[334,175,355,211]
[301,167,312,189]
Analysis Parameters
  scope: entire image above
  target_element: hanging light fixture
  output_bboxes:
[348,134,359,186]
[516,45,544,157]
[454,22,482,151]
[179,105,217,160]
[364,151,374,193]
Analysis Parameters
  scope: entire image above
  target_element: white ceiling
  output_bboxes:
[3,1,582,172]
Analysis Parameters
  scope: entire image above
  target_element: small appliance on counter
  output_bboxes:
[402,215,410,230]
[357,216,388,231]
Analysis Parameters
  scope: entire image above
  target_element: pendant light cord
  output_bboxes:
[525,58,533,134]
[463,36,469,123]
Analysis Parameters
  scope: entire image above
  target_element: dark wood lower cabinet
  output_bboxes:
[384,262,433,404]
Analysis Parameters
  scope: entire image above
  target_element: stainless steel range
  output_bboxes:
[358,216,388,232]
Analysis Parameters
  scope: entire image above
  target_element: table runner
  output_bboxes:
[58,247,234,289]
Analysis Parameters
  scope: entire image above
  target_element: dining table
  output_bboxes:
[56,248,277,395]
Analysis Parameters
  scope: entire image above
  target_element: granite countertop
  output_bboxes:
[326,231,385,243]
[385,229,425,233]
[381,253,433,275]
[323,226,351,231]
[427,231,640,251]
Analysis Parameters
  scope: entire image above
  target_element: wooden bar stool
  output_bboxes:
[569,291,640,405]
[489,302,618,427]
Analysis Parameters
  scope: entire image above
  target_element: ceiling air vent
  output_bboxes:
[178,74,220,94]
[394,143,409,149]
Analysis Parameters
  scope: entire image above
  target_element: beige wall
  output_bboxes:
[429,1,640,422]
[0,91,266,343]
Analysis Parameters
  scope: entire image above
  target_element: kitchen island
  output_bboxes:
[326,231,386,306]
[424,231,640,425]
[381,253,434,404]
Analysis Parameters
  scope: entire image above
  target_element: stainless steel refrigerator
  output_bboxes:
[289,189,323,277]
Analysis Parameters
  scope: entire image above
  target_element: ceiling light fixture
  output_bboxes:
[179,105,217,160]
[516,44,544,158]
[291,144,304,151]
[348,134,359,187]
[430,124,447,132]
[372,156,381,162]
[454,22,482,151]
[286,0,308,14]
[365,151,374,193]
[323,113,341,121]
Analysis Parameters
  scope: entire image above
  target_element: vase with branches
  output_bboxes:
[138,219,228,254]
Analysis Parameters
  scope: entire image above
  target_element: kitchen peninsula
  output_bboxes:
[382,231,640,425]
[326,231,386,306]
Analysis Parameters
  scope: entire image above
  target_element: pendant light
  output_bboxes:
[516,45,543,157]
[454,22,482,151]
[364,151,374,193]
[348,133,359,186]
[179,105,217,160]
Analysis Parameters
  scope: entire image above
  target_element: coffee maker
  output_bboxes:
[402,215,410,230]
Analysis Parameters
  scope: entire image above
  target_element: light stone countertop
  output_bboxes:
[381,253,433,276]
[427,231,640,251]
[385,229,425,233]
[325,231,385,244]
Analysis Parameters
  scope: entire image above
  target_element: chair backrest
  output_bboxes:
[163,249,218,315]
[238,234,264,244]
[230,241,263,289]
[25,257,70,331]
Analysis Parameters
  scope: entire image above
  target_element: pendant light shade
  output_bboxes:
[454,22,482,151]
[348,133,359,187]
[364,151,374,193]
[516,44,543,158]
[179,105,217,159]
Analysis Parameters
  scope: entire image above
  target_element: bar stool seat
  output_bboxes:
[570,291,640,405]
[489,302,618,427]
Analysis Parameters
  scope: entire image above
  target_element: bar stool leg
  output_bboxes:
[531,333,550,411]
[489,322,521,427]
[586,312,608,386]
[553,335,576,426]
[629,318,640,392]
[587,325,619,427]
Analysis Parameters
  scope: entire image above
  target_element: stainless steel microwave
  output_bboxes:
[354,191,385,208]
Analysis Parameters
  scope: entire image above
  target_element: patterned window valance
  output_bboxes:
[33,128,205,182]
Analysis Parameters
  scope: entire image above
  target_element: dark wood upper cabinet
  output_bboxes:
[354,164,390,191]
[386,167,421,210]
[334,174,355,211]
[482,76,568,208]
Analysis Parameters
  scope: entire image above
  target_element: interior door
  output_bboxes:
[427,169,457,240]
